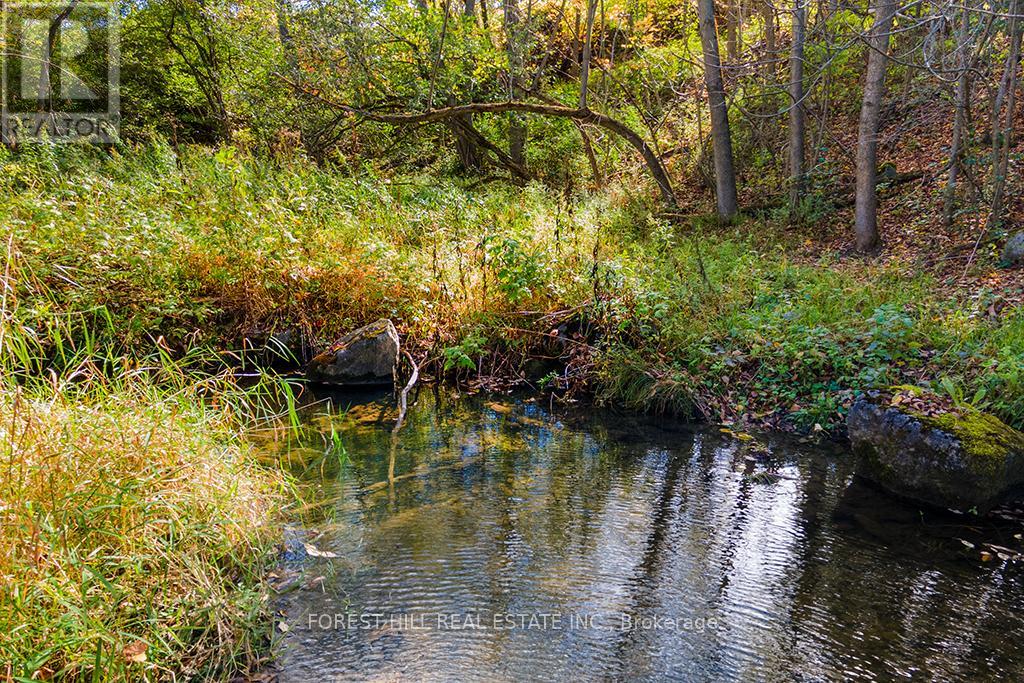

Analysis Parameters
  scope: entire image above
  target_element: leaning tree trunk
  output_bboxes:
[332,101,677,205]
[450,100,485,172]
[40,0,81,113]
[788,0,807,215]
[853,0,896,253]
[697,0,739,219]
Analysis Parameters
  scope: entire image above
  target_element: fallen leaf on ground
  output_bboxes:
[122,641,147,663]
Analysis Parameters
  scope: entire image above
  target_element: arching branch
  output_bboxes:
[330,100,678,206]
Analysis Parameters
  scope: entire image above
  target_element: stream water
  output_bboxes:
[266,389,1024,682]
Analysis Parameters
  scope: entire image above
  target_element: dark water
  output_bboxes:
[266,389,1024,682]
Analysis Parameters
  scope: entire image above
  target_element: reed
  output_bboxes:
[0,249,289,681]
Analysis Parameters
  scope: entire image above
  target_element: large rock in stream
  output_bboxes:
[848,398,1024,512]
[306,319,399,386]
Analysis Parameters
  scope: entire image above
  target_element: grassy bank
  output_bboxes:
[0,262,288,679]
[595,239,1024,431]
[0,377,284,680]
[4,142,1021,431]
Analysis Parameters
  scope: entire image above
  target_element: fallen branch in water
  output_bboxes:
[393,350,420,433]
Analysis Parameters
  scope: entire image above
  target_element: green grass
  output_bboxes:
[1,141,601,356]
[0,373,286,680]
[0,248,294,679]
[595,233,1024,430]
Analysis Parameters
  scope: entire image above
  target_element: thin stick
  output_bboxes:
[393,350,421,433]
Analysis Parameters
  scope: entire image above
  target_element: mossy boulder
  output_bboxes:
[306,319,399,386]
[848,398,1024,512]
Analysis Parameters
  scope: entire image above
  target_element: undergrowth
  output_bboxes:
[595,235,1024,431]
[3,141,1022,432]
[1,139,1023,678]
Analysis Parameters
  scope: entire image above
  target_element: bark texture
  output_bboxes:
[788,0,807,215]
[697,0,739,219]
[853,0,897,253]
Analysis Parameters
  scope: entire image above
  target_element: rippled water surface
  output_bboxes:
[268,390,1024,682]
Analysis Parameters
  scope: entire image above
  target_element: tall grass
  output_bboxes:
[1,138,1022,676]
[0,247,289,680]
[0,141,602,357]
[593,230,1024,430]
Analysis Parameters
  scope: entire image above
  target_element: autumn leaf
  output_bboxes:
[122,640,147,664]
[303,542,340,558]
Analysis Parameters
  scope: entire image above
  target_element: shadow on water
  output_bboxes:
[259,388,1024,682]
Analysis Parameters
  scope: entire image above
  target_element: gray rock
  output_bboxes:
[1003,231,1024,266]
[848,398,1024,512]
[306,319,399,386]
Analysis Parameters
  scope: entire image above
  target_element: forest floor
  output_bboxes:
[1,138,1022,678]
[793,97,1024,307]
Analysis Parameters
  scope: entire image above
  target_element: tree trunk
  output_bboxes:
[39,0,82,113]
[762,0,776,55]
[449,115,527,178]
[425,0,451,110]
[580,0,598,109]
[568,8,582,77]
[943,6,971,229]
[788,0,806,215]
[897,0,922,109]
[726,0,739,61]
[164,0,231,141]
[988,0,1021,230]
[450,100,484,172]
[451,0,484,172]
[697,0,739,219]
[580,124,604,187]
[504,0,527,168]
[853,0,896,253]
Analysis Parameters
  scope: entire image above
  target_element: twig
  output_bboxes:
[961,222,991,280]
[498,326,596,349]
[393,350,421,433]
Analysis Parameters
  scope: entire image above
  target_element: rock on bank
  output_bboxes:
[306,319,400,386]
[848,397,1024,512]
